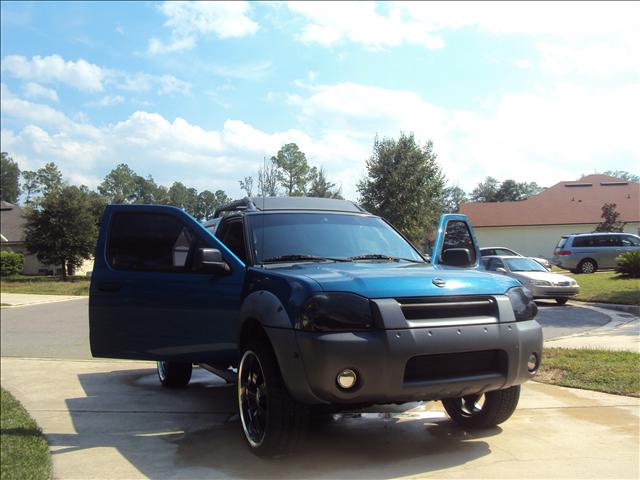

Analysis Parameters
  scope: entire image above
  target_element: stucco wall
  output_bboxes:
[474,223,640,260]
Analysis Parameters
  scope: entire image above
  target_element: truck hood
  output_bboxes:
[267,262,520,298]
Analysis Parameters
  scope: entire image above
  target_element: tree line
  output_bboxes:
[1,143,637,278]
[238,143,343,199]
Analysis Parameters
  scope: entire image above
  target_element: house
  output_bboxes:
[459,174,640,260]
[0,201,93,275]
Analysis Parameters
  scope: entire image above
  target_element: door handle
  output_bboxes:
[98,282,122,292]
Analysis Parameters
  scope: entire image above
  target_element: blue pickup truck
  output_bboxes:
[89,197,542,456]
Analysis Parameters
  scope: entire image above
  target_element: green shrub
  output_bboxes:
[616,250,640,278]
[0,251,24,277]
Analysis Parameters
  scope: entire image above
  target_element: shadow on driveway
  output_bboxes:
[53,367,497,479]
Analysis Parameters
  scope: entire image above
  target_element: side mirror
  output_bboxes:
[441,248,472,267]
[496,267,507,274]
[195,248,230,274]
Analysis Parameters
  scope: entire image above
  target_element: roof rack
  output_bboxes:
[213,197,257,218]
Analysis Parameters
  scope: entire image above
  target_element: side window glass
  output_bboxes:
[573,236,591,247]
[218,220,247,263]
[442,220,477,264]
[622,235,640,247]
[488,258,504,271]
[608,235,622,247]
[108,213,196,273]
[173,228,192,267]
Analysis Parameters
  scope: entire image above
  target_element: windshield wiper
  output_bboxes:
[348,254,422,263]
[262,254,350,264]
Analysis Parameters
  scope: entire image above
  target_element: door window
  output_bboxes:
[441,220,477,264]
[216,219,247,263]
[487,258,505,271]
[622,235,640,247]
[108,213,198,273]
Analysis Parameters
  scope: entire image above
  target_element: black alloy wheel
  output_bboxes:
[238,350,268,448]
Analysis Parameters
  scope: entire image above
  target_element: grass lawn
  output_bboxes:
[0,276,90,296]
[562,271,640,305]
[537,348,640,397]
[1,388,52,480]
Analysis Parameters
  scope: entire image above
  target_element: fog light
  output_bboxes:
[336,369,357,389]
[528,353,539,373]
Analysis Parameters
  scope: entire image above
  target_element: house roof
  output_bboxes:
[460,174,640,227]
[0,201,26,243]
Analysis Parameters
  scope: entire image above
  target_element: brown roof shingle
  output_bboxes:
[460,175,640,227]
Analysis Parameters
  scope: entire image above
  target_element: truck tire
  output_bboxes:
[157,361,192,388]
[442,385,520,429]
[238,340,308,457]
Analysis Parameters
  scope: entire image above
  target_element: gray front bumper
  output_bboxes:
[266,294,543,405]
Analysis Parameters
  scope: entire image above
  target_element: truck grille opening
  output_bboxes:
[397,296,497,321]
[403,350,508,383]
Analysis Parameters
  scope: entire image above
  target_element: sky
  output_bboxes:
[1,1,639,200]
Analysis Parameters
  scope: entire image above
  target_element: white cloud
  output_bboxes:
[211,61,272,80]
[286,1,640,77]
[286,80,640,193]
[288,2,444,50]
[3,79,638,200]
[513,59,532,70]
[1,54,106,92]
[538,39,640,76]
[148,36,196,55]
[88,95,125,107]
[149,1,258,54]
[1,54,191,98]
[22,82,59,102]
[158,75,191,95]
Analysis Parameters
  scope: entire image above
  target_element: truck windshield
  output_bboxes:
[248,213,424,264]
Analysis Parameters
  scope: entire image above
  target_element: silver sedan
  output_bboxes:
[482,256,580,305]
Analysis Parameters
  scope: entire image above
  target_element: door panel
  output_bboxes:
[89,205,246,364]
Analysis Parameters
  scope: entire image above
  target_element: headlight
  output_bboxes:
[506,286,538,321]
[298,293,376,332]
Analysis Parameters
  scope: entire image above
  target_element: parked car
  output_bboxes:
[480,247,551,270]
[553,232,640,274]
[89,197,542,456]
[482,255,579,305]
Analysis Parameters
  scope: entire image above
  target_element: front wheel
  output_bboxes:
[157,361,192,388]
[238,340,308,457]
[556,297,569,305]
[442,385,520,429]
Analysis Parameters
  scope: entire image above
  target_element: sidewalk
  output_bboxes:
[0,292,85,307]
[545,302,639,353]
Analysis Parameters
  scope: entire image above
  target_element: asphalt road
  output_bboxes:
[0,298,610,359]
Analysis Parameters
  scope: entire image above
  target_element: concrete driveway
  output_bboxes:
[1,357,638,479]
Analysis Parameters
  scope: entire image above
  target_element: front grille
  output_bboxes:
[397,296,497,321]
[404,350,508,383]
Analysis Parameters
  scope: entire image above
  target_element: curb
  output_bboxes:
[0,296,86,308]
[571,300,640,316]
